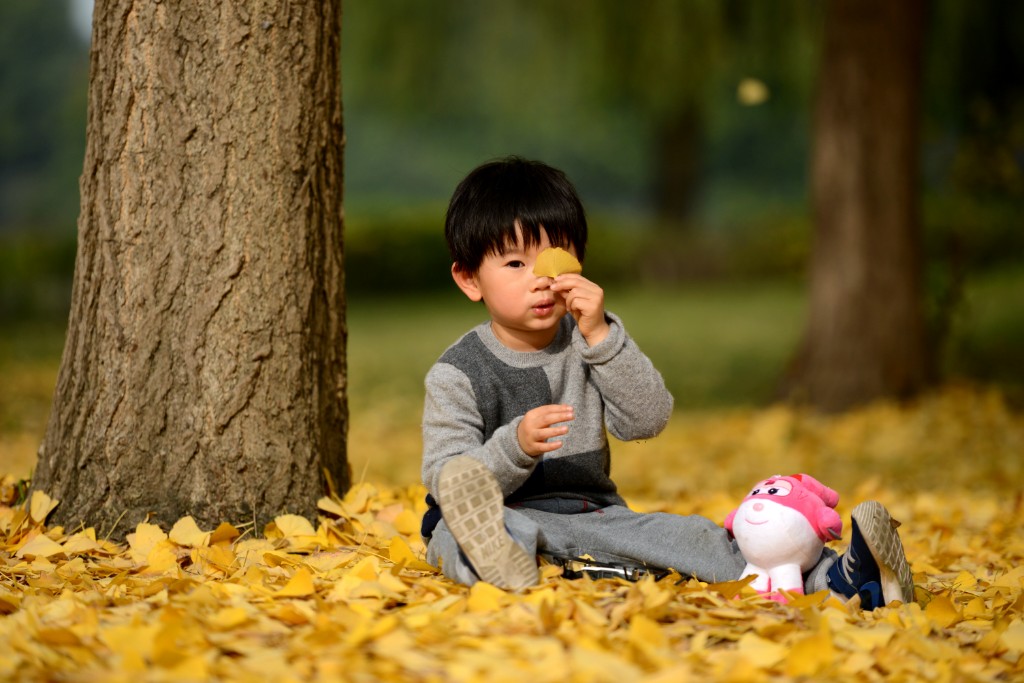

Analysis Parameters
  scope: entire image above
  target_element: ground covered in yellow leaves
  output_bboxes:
[2,384,1023,682]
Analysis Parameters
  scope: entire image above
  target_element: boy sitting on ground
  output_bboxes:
[419,156,914,609]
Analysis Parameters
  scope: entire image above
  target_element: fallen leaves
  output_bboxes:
[0,385,1022,681]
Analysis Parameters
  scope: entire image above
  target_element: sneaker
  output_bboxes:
[436,456,538,590]
[827,501,914,609]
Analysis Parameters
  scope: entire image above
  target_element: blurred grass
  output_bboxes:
[2,268,1023,488]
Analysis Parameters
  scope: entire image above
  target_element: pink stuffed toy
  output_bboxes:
[724,474,842,602]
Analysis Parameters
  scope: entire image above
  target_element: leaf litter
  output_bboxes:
[1,384,1023,682]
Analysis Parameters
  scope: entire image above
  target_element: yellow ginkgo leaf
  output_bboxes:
[28,491,59,523]
[127,522,168,562]
[628,613,667,650]
[15,533,64,559]
[205,606,250,630]
[467,581,507,613]
[993,566,1024,588]
[209,521,240,545]
[785,627,835,677]
[388,535,435,572]
[348,555,382,581]
[736,632,788,668]
[169,516,210,548]
[272,514,317,538]
[61,529,100,555]
[533,247,582,277]
[275,567,316,598]
[1002,621,1024,652]
[925,593,962,628]
[142,540,179,575]
[317,496,347,518]
[100,622,155,673]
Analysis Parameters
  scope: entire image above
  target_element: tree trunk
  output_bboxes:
[32,0,348,535]
[781,0,929,412]
[652,102,703,228]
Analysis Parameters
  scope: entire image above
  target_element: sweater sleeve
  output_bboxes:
[421,362,538,500]
[572,312,674,441]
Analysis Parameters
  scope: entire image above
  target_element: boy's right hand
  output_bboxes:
[518,404,574,457]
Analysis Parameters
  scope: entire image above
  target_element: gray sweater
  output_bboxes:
[421,312,673,527]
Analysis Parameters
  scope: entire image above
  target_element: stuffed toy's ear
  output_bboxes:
[817,507,843,540]
[792,473,840,509]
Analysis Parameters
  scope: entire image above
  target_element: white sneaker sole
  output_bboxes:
[436,456,537,590]
[851,501,915,605]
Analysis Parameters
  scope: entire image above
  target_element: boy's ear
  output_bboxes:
[451,263,482,302]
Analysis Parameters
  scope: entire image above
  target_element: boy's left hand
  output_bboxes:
[551,274,610,346]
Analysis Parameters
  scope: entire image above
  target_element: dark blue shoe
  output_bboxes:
[827,501,914,610]
[856,581,884,610]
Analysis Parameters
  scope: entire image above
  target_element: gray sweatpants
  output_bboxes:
[426,497,838,592]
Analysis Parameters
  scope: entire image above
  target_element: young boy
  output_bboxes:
[420,156,913,610]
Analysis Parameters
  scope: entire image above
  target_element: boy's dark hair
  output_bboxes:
[445,156,587,273]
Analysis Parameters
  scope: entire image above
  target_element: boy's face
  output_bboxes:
[452,226,575,352]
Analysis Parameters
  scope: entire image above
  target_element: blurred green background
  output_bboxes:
[1,0,1022,423]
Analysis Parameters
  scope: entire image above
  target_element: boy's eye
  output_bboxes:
[506,260,526,268]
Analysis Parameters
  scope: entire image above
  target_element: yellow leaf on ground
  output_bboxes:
[343,483,376,514]
[209,521,240,544]
[61,529,100,555]
[127,523,167,562]
[15,533,64,559]
[838,623,897,651]
[328,573,382,602]
[707,576,756,599]
[167,655,209,679]
[925,594,962,628]
[392,508,420,536]
[953,570,978,590]
[169,516,210,548]
[994,566,1024,589]
[35,626,81,647]
[274,567,315,598]
[467,581,508,612]
[1001,620,1024,652]
[270,514,316,538]
[317,496,347,518]
[963,596,989,619]
[348,555,381,581]
[786,627,835,677]
[142,540,179,575]
[268,601,314,625]
[388,535,435,572]
[629,613,667,650]
[736,632,788,668]
[205,606,251,630]
[305,550,357,573]
[100,622,155,673]
[377,570,410,595]
[195,543,237,575]
[28,491,58,523]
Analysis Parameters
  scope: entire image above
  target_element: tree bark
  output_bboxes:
[32,0,348,535]
[652,102,703,228]
[781,0,929,412]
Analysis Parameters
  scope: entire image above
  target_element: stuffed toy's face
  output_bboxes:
[730,484,826,569]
